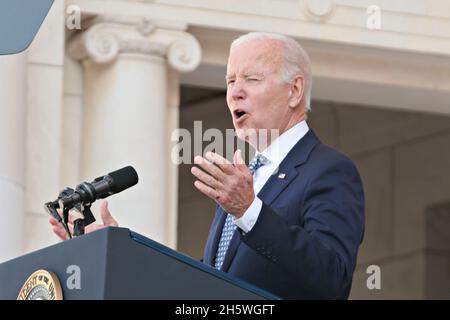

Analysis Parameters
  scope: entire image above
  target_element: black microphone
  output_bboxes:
[58,166,139,209]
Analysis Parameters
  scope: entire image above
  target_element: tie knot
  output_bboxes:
[248,154,269,174]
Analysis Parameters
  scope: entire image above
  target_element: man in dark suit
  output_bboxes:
[190,32,365,299]
[50,32,364,299]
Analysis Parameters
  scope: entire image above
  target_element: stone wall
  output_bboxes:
[23,1,66,255]
[177,85,450,299]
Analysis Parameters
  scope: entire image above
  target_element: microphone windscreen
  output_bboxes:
[108,166,139,193]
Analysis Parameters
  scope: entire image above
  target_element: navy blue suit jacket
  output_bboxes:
[202,129,365,299]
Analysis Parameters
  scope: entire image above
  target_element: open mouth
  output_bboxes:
[234,109,247,120]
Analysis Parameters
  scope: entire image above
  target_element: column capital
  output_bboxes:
[68,15,202,72]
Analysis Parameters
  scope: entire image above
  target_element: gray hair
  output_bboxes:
[230,32,312,112]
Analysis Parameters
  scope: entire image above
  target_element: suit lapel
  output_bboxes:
[203,206,227,266]
[257,158,298,206]
[206,130,321,270]
[220,155,300,272]
[258,129,320,205]
[206,206,242,272]
[219,226,241,272]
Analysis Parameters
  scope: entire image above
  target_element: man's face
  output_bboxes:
[226,40,292,144]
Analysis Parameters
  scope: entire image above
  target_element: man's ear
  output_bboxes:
[288,75,305,108]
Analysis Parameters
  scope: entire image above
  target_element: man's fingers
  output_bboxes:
[52,225,67,240]
[204,152,234,174]
[49,216,59,226]
[56,208,80,225]
[49,217,72,240]
[194,156,225,180]
[99,200,118,227]
[194,180,220,201]
[191,166,222,189]
[233,149,247,171]
[51,224,69,241]
[51,200,118,241]
[85,224,107,233]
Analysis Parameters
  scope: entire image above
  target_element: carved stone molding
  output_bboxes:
[68,15,202,72]
[301,0,335,22]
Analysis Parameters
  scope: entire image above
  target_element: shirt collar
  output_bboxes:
[257,120,309,166]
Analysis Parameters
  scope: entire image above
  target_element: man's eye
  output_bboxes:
[227,80,235,85]
[248,78,260,82]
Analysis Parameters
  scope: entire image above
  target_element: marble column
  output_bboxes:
[0,53,27,262]
[68,17,201,247]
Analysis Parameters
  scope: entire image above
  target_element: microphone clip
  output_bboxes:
[44,187,96,238]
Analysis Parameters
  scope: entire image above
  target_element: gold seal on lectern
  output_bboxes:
[17,269,63,300]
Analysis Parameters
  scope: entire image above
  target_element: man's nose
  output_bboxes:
[230,80,246,100]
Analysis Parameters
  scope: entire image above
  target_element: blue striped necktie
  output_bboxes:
[214,153,269,270]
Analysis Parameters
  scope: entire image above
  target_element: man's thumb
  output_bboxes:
[233,149,246,170]
[99,200,118,227]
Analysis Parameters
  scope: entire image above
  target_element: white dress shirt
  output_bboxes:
[234,120,310,233]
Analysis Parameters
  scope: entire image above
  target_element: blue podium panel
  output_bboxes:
[0,227,278,300]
